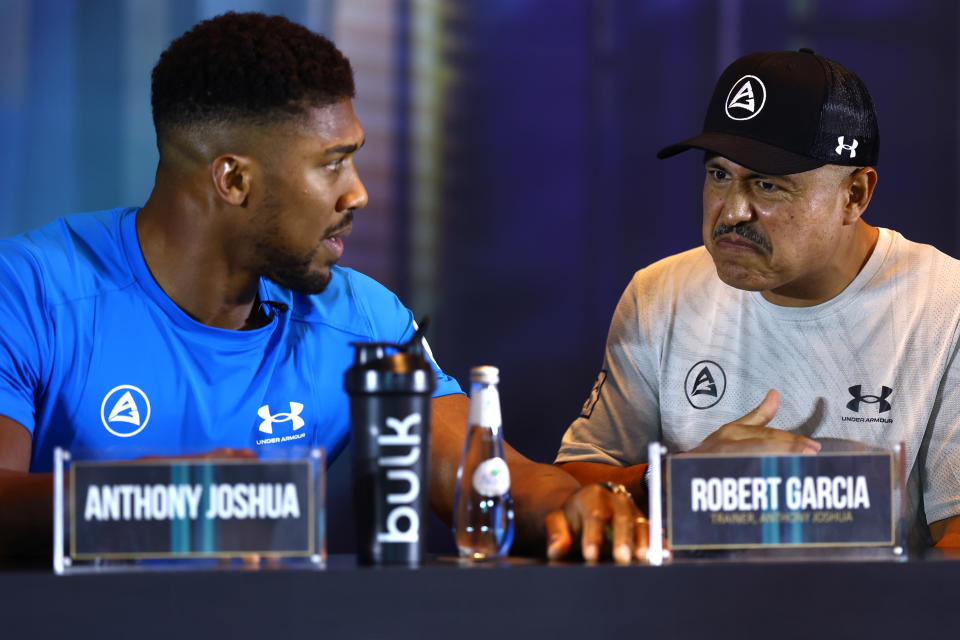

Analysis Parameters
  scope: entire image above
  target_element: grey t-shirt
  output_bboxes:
[557,229,960,546]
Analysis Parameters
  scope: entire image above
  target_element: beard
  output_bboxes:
[260,244,333,294]
[255,206,353,295]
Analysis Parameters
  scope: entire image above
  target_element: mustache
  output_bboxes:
[713,222,773,254]
[324,210,354,237]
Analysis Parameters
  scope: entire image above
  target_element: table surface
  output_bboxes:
[3,551,960,639]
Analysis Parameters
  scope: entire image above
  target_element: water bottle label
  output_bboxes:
[467,386,502,428]
[471,457,511,497]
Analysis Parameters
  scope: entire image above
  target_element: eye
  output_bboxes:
[324,157,346,172]
[756,180,777,193]
[708,168,728,182]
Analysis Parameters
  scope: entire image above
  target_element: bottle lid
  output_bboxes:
[470,365,499,384]
[344,342,437,395]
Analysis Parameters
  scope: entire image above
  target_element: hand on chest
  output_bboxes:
[663,347,901,451]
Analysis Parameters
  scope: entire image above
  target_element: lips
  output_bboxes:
[714,233,763,254]
[322,222,352,260]
[711,221,773,255]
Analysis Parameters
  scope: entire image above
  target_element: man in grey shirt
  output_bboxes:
[549,49,960,554]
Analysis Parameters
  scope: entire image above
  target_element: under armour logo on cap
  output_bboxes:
[836,136,858,158]
[725,75,766,121]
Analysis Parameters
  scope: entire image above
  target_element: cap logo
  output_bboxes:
[836,136,858,158]
[725,75,766,121]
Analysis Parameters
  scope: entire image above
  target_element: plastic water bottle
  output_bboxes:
[453,366,514,560]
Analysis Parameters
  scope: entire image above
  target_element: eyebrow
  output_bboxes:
[324,138,366,155]
[705,160,798,186]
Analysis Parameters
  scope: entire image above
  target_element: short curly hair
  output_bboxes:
[151,12,355,139]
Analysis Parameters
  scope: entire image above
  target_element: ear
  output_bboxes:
[841,166,878,224]
[211,154,254,206]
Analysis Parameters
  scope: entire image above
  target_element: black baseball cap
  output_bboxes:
[657,49,879,175]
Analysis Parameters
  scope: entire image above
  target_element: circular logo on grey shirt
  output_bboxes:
[684,361,726,409]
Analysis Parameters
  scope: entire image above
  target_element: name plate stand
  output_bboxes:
[646,442,906,563]
[53,447,327,574]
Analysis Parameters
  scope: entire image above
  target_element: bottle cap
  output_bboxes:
[470,365,499,384]
[345,342,437,395]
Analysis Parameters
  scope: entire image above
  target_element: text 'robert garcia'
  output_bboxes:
[690,475,871,512]
[82,483,302,521]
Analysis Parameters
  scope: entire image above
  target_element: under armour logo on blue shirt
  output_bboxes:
[258,402,305,434]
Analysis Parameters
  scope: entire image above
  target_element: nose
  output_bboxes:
[721,184,754,226]
[337,167,368,212]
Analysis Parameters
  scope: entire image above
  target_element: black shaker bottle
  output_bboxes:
[344,321,436,566]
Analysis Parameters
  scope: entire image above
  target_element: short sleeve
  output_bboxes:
[555,271,662,466]
[349,271,463,398]
[0,239,52,434]
[920,336,960,524]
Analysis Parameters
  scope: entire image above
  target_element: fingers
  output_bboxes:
[217,554,262,568]
[545,509,573,561]
[580,505,608,563]
[696,430,820,455]
[734,436,820,454]
[202,447,258,460]
[547,484,650,564]
[692,390,821,455]
[610,495,637,565]
[736,389,780,427]
[634,514,649,563]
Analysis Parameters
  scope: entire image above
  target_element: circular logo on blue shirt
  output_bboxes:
[100,385,152,437]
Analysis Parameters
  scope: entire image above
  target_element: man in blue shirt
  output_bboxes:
[0,12,635,561]
[0,205,463,471]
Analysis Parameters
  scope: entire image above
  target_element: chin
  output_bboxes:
[714,264,770,292]
[266,265,333,295]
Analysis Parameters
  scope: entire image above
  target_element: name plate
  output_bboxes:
[666,452,895,549]
[68,458,316,560]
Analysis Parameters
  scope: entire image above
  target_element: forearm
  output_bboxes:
[558,460,648,509]
[428,394,582,554]
[0,470,54,559]
[506,452,581,555]
[428,394,469,525]
[930,515,960,547]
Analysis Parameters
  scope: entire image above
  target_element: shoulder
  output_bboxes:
[623,246,721,306]
[879,229,960,293]
[265,266,413,341]
[630,246,715,287]
[605,246,729,344]
[0,208,134,305]
[890,229,960,268]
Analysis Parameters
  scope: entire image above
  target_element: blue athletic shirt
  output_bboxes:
[0,208,462,472]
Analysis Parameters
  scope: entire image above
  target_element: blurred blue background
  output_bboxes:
[3,0,958,552]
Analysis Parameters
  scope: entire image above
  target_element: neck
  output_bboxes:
[137,185,262,331]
